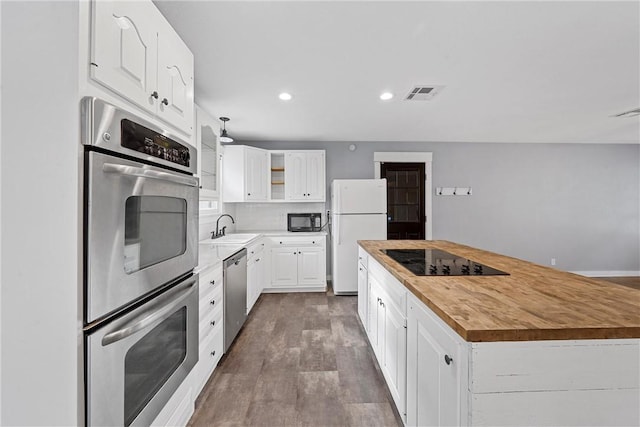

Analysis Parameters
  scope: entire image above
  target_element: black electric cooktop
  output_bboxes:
[382,249,510,276]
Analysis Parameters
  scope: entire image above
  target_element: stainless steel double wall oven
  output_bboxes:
[82,98,199,426]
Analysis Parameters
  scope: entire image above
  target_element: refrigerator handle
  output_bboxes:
[335,215,341,245]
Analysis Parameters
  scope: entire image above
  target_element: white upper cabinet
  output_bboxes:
[222,146,269,202]
[156,25,194,133]
[91,0,194,135]
[195,106,220,199]
[284,151,325,202]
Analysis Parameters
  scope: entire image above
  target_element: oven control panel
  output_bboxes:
[121,119,191,167]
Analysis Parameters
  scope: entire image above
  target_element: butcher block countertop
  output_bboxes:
[358,240,640,342]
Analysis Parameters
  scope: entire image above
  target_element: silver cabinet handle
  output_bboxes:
[102,279,196,346]
[103,163,198,187]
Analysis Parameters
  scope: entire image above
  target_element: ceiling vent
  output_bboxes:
[405,85,445,101]
[612,108,640,118]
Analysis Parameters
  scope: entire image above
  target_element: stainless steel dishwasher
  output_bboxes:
[223,248,248,351]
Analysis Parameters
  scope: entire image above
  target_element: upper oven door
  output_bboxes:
[85,150,198,323]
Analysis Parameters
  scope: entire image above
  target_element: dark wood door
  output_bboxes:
[381,162,425,240]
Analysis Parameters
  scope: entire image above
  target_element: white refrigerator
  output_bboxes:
[331,179,387,295]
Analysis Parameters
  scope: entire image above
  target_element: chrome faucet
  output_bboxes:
[211,214,235,239]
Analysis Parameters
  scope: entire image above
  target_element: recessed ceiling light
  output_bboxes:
[380,92,394,101]
[279,92,292,101]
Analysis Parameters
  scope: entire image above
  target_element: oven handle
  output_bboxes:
[103,163,198,187]
[101,279,197,346]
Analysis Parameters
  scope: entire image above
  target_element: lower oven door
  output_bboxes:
[85,150,199,323]
[86,275,199,427]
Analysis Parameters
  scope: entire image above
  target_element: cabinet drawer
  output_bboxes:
[358,246,369,269]
[199,283,223,323]
[199,266,222,294]
[369,257,406,315]
[247,239,266,260]
[199,301,223,339]
[270,236,325,247]
[200,325,224,369]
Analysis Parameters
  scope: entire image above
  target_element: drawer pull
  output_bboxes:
[210,300,216,305]
[211,351,216,357]
[444,354,453,365]
[210,279,215,285]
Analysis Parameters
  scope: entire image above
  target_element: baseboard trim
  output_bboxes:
[571,271,640,277]
[262,286,327,293]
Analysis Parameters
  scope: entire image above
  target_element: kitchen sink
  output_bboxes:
[206,233,259,245]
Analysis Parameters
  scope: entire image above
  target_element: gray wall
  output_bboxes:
[248,141,640,273]
[2,2,81,424]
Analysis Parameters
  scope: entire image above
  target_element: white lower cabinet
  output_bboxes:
[193,265,224,396]
[357,247,369,330]
[407,292,464,427]
[267,236,326,291]
[358,246,639,427]
[367,270,407,423]
[247,238,267,312]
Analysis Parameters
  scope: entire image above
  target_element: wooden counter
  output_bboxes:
[358,240,640,342]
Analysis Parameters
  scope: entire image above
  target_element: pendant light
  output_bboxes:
[219,117,234,143]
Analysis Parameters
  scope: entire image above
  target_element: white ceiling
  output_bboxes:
[155,1,640,144]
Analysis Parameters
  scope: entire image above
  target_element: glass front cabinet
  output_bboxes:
[196,105,221,202]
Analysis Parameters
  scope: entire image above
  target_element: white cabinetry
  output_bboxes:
[222,146,269,202]
[366,258,407,422]
[267,236,326,291]
[357,247,369,330]
[284,151,325,201]
[247,238,267,313]
[195,105,220,200]
[407,292,464,427]
[193,265,224,396]
[91,0,194,135]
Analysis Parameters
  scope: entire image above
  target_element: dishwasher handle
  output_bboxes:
[224,248,247,268]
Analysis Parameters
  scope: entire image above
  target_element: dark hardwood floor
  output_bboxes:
[189,290,402,427]
[596,276,640,290]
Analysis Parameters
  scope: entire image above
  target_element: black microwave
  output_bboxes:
[288,213,322,232]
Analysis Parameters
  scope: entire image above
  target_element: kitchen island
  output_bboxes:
[357,240,640,427]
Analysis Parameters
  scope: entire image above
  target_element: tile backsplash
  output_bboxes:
[235,203,326,231]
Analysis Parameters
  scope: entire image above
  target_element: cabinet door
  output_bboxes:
[91,0,158,113]
[196,106,219,199]
[247,259,258,313]
[369,277,386,362]
[284,152,307,200]
[367,279,378,346]
[297,247,325,286]
[407,300,461,427]
[246,149,268,201]
[156,25,194,134]
[305,152,325,201]
[383,299,407,421]
[270,248,298,287]
[357,263,368,330]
